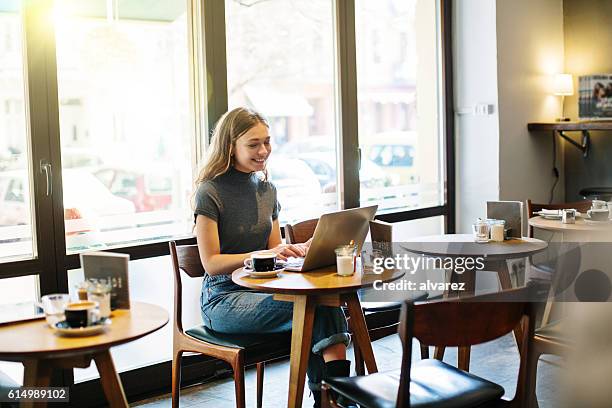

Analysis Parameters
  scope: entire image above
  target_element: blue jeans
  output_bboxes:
[200,274,350,391]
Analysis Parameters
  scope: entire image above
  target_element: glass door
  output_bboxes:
[0,0,63,384]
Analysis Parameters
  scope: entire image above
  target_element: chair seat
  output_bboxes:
[535,320,568,344]
[186,325,289,349]
[361,302,402,312]
[324,359,504,408]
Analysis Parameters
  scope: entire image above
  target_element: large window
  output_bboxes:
[54,0,193,254]
[356,0,444,212]
[0,0,452,403]
[225,0,338,224]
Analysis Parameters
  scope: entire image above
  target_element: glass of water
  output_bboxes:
[40,294,71,327]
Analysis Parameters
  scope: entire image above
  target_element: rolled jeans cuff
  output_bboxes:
[312,332,351,355]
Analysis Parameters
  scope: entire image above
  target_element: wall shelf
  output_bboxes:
[527,121,612,158]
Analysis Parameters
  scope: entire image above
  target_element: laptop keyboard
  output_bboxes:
[284,257,305,271]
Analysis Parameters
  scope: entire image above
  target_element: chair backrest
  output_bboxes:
[396,286,537,407]
[526,199,592,237]
[284,218,319,244]
[169,242,205,333]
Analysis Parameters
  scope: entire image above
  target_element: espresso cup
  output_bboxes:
[588,208,609,222]
[244,251,277,272]
[64,301,100,328]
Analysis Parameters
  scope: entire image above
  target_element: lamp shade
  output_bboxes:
[553,74,574,96]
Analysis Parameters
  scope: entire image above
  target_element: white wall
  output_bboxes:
[454,0,565,233]
[453,0,500,232]
[496,0,565,204]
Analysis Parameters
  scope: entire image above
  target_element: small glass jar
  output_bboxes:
[472,220,490,243]
[562,209,576,224]
[490,220,505,242]
[87,279,112,318]
[335,245,358,276]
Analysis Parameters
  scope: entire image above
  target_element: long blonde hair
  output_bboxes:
[195,107,269,184]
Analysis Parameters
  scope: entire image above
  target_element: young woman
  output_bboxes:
[193,107,351,406]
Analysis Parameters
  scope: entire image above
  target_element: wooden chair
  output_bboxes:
[526,244,581,407]
[526,199,591,238]
[284,218,428,375]
[169,242,290,408]
[322,285,538,408]
[525,200,591,407]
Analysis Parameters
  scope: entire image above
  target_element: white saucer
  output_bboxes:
[243,266,284,278]
[54,318,111,337]
[584,218,612,225]
[537,211,584,220]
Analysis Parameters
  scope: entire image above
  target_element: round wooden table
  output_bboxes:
[0,302,168,408]
[232,265,403,408]
[402,233,548,260]
[529,216,612,242]
[401,234,547,370]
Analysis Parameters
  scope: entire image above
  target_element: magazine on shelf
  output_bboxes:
[80,252,130,309]
[579,74,612,119]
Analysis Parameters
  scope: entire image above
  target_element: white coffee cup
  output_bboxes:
[588,208,609,222]
[592,200,606,210]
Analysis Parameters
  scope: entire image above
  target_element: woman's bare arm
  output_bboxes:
[195,215,253,276]
[196,216,305,276]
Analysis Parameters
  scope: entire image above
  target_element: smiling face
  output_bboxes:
[232,122,272,173]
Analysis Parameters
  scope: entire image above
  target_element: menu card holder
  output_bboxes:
[80,252,130,310]
[486,201,523,238]
[369,219,393,258]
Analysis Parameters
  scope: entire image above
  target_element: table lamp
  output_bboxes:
[553,73,573,121]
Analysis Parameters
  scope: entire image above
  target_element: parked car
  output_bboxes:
[265,157,323,224]
[276,136,334,156]
[0,169,135,227]
[93,167,173,212]
[61,147,104,170]
[294,152,398,192]
[361,132,418,184]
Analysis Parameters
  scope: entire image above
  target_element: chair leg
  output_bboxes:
[231,352,246,408]
[321,383,342,408]
[527,349,543,408]
[256,362,264,408]
[354,344,365,375]
[420,343,429,359]
[172,349,183,408]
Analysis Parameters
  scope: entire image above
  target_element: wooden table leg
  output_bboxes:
[93,350,129,408]
[345,292,378,374]
[287,295,315,408]
[22,359,53,408]
[456,270,476,371]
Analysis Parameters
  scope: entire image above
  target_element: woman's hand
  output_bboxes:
[295,238,312,256]
[270,243,306,260]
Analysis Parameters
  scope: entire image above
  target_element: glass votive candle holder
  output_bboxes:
[335,245,358,276]
[472,220,490,243]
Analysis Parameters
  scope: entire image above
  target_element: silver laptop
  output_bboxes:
[284,205,378,272]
